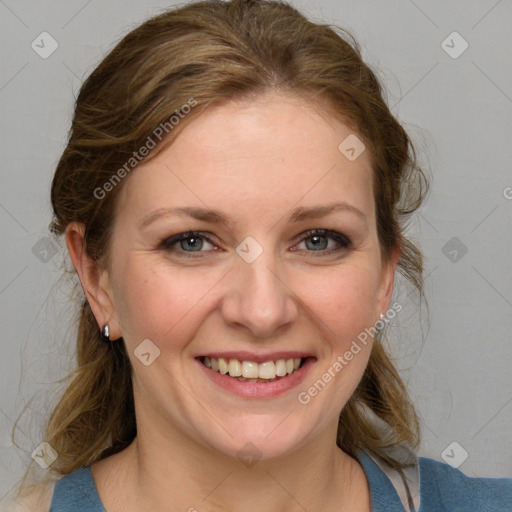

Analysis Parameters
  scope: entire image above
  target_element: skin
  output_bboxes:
[66,91,399,512]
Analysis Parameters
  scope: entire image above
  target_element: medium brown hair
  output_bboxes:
[14,0,428,492]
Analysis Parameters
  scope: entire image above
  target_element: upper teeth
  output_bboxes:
[203,357,302,379]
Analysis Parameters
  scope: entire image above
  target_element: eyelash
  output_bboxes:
[159,229,352,258]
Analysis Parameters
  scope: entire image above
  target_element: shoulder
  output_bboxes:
[0,480,56,512]
[358,443,512,512]
[418,456,512,511]
[2,466,104,512]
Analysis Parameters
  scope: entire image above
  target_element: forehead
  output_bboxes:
[115,91,374,225]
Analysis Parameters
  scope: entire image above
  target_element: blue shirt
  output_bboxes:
[49,449,512,511]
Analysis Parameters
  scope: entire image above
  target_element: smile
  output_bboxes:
[201,356,304,382]
[196,353,316,398]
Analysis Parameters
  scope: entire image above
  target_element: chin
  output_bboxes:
[197,415,314,463]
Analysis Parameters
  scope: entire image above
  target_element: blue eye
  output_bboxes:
[294,229,351,254]
[159,229,351,257]
[160,231,215,254]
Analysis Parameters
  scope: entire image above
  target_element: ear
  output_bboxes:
[65,222,121,340]
[375,243,400,321]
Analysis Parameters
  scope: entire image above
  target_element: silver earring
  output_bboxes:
[100,324,110,342]
[375,313,386,334]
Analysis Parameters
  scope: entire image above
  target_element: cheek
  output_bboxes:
[298,266,379,414]
[111,256,217,348]
[112,250,382,356]
[306,262,381,340]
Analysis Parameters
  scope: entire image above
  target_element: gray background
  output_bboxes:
[1,0,511,499]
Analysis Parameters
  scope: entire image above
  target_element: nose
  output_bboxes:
[220,247,299,339]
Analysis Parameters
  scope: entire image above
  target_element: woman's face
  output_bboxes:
[100,91,397,460]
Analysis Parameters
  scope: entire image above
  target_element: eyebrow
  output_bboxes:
[140,202,367,228]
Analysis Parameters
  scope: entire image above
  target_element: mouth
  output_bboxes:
[199,355,309,383]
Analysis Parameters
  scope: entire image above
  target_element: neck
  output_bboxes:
[111,418,366,512]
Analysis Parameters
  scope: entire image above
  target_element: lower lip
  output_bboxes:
[196,358,316,399]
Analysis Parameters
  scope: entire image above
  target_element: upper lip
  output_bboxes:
[197,351,316,364]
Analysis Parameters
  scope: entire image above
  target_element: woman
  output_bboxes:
[7,0,512,510]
